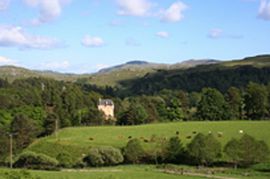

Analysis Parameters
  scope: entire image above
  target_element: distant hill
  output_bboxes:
[119,55,270,94]
[88,59,220,86]
[0,65,87,82]
[1,55,269,87]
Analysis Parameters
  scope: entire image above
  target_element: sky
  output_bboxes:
[0,0,269,73]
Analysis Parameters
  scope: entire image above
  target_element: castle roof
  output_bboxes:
[98,99,114,106]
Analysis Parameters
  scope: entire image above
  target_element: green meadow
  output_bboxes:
[26,121,270,162]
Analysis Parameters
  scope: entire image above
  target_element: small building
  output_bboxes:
[98,99,115,120]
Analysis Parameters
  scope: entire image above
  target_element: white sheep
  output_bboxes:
[239,130,244,134]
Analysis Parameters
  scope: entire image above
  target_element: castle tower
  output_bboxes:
[97,99,115,120]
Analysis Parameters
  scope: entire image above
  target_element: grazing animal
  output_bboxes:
[217,132,223,137]
[186,136,192,139]
[176,131,179,135]
[89,137,94,141]
[128,136,132,139]
[193,131,197,134]
[239,130,244,134]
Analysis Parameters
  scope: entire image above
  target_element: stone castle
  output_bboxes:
[98,99,115,120]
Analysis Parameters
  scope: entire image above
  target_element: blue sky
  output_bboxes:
[0,0,269,73]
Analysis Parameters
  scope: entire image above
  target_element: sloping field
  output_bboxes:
[27,121,270,162]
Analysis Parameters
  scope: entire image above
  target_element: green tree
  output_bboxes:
[123,139,144,164]
[196,88,229,121]
[43,113,59,136]
[81,107,104,126]
[244,82,268,119]
[226,87,243,120]
[0,128,9,162]
[224,138,241,168]
[166,98,185,121]
[117,103,148,125]
[187,133,222,166]
[224,134,270,167]
[11,114,38,150]
[165,136,185,164]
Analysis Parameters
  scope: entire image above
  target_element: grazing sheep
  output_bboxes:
[239,130,244,134]
[208,131,212,134]
[144,139,149,143]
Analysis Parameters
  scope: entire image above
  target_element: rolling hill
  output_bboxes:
[1,55,269,88]
[26,121,270,164]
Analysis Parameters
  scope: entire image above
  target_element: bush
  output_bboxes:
[123,138,145,164]
[0,170,41,179]
[252,163,270,172]
[14,151,59,170]
[165,136,185,164]
[56,152,73,168]
[187,133,222,166]
[83,146,123,167]
[224,134,270,167]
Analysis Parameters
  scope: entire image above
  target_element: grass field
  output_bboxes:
[26,121,270,163]
[1,165,270,179]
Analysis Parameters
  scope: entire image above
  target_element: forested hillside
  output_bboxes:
[120,55,270,95]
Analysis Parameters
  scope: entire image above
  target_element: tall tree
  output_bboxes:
[244,82,268,119]
[187,133,222,166]
[11,114,38,150]
[226,87,243,120]
[196,88,229,121]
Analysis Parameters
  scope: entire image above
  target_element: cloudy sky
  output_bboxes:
[0,0,269,73]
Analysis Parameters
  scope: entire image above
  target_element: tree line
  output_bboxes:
[9,133,270,170]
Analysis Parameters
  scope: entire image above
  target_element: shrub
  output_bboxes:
[224,134,270,167]
[56,152,73,168]
[83,146,123,167]
[14,151,58,170]
[123,138,145,164]
[252,163,270,172]
[0,170,41,179]
[165,136,185,164]
[187,133,222,166]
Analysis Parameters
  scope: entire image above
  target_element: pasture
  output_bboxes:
[26,121,270,162]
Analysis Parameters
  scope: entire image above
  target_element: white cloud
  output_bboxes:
[0,56,17,66]
[24,0,70,24]
[117,0,152,16]
[41,60,70,70]
[258,0,270,20]
[161,1,187,23]
[0,0,10,11]
[208,28,223,39]
[81,35,105,47]
[0,25,62,50]
[156,31,169,38]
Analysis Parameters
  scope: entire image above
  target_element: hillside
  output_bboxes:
[120,55,270,94]
[26,121,270,164]
[0,66,86,82]
[1,55,269,88]
[0,59,219,86]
